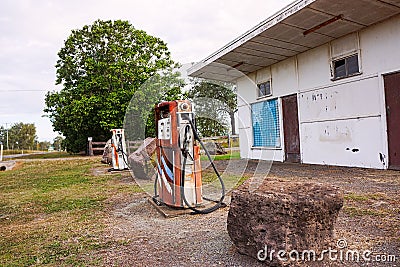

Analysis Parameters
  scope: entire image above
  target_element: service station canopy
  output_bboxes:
[187,0,400,82]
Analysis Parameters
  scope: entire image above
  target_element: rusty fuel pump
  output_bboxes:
[153,100,225,214]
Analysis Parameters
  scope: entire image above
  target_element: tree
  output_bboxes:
[53,136,65,151]
[44,20,175,152]
[187,79,237,137]
[7,123,37,150]
[123,68,186,141]
[38,141,51,151]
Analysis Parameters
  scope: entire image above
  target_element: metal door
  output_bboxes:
[282,94,301,163]
[384,72,400,170]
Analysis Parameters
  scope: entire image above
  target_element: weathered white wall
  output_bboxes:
[236,14,400,169]
[270,57,298,97]
[237,73,257,104]
[361,15,400,75]
[299,76,381,123]
[297,44,331,89]
[301,116,385,168]
[237,75,254,159]
[298,76,386,168]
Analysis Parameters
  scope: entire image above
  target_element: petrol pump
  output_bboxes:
[110,129,129,171]
[153,100,225,214]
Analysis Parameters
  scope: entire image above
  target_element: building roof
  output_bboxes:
[187,0,400,82]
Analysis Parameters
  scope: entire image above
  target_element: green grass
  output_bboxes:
[0,153,253,266]
[201,164,250,190]
[343,206,388,217]
[344,192,388,202]
[200,151,241,161]
[0,158,141,266]
[344,193,370,202]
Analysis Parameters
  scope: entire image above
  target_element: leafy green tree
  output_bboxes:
[38,141,51,151]
[8,123,37,150]
[44,20,175,152]
[187,79,237,137]
[123,68,186,141]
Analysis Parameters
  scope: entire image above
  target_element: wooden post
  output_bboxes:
[0,143,3,161]
[88,137,94,156]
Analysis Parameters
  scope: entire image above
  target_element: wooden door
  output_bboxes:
[384,72,400,170]
[282,94,301,163]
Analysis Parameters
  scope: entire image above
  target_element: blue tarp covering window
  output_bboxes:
[251,99,281,148]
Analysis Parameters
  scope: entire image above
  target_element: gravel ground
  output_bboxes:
[96,160,400,266]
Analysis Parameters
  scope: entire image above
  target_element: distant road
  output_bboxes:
[2,152,48,159]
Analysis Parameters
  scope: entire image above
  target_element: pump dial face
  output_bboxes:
[178,101,191,112]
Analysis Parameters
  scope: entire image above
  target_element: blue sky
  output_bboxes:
[0,0,292,141]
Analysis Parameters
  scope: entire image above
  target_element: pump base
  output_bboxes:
[107,168,129,173]
[150,196,223,217]
[148,198,196,218]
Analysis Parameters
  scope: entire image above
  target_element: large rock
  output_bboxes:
[101,139,112,164]
[227,179,343,266]
[128,137,156,179]
[203,142,227,155]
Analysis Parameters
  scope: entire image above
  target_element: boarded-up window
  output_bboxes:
[331,33,358,58]
[251,99,280,148]
[330,33,361,80]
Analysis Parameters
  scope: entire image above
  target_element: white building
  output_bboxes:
[188,0,400,170]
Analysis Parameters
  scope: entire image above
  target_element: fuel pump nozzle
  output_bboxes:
[180,119,226,214]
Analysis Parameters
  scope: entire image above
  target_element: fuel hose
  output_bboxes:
[179,120,226,214]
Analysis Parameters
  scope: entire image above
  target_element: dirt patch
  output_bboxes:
[98,160,400,266]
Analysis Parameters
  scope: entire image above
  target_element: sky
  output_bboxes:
[0,0,293,142]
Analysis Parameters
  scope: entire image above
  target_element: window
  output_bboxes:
[251,99,280,148]
[257,81,271,97]
[332,54,360,80]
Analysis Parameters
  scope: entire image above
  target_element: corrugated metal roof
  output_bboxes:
[188,0,400,82]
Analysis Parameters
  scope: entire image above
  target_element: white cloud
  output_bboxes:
[0,0,293,141]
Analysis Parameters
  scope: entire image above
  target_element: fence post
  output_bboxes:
[0,143,3,161]
[88,137,94,156]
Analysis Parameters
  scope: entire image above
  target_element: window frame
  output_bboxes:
[250,98,281,149]
[257,79,272,99]
[331,52,362,81]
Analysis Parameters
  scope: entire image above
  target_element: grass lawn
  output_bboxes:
[200,150,240,161]
[200,150,249,190]
[9,151,82,160]
[0,157,142,266]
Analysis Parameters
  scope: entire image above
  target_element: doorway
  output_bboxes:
[384,71,400,170]
[282,94,301,163]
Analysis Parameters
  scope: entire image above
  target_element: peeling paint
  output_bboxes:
[379,153,386,166]
[319,125,351,143]
[234,15,400,170]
